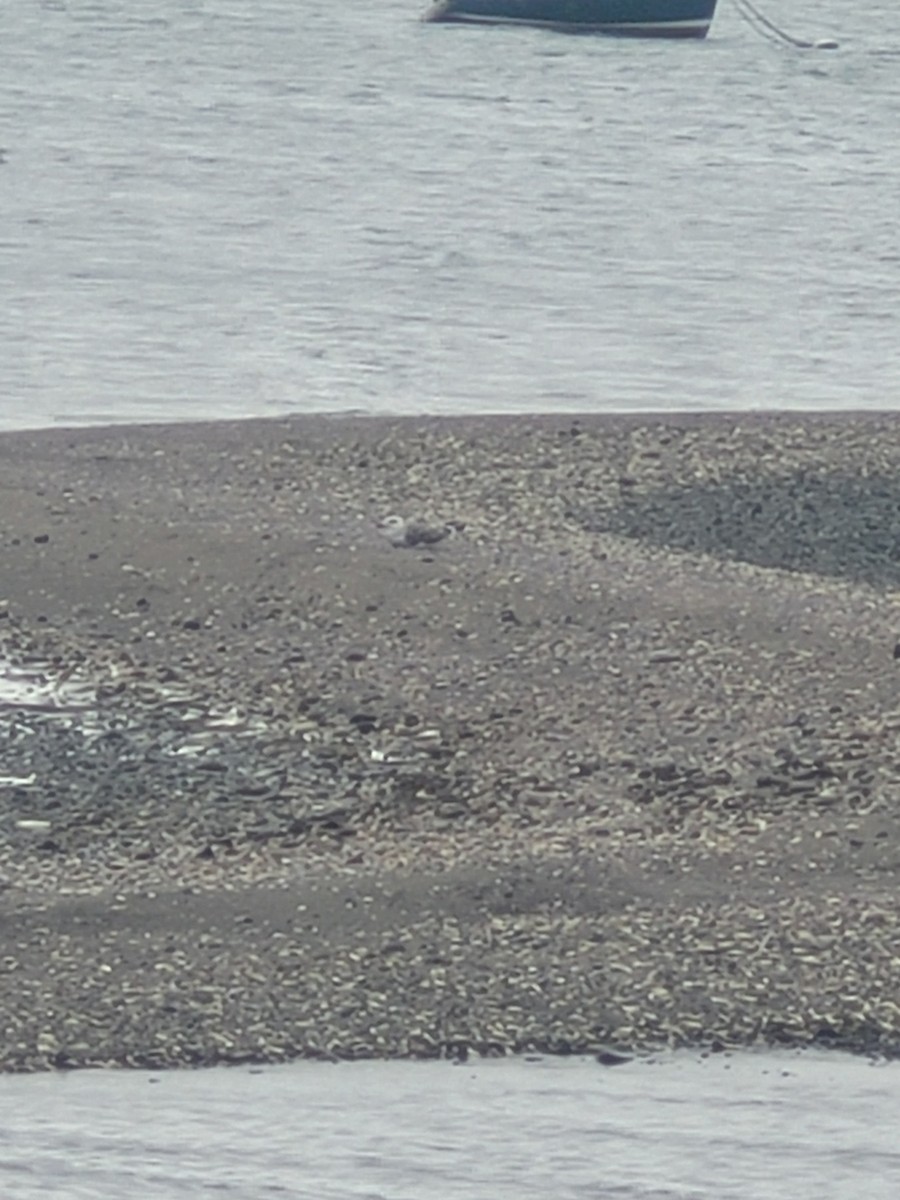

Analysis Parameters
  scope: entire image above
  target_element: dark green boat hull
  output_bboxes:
[424,0,718,37]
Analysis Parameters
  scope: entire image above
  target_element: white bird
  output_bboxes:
[377,514,453,548]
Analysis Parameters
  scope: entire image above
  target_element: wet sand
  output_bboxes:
[1,411,899,1070]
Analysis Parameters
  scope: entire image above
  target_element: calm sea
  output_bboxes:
[1,1051,899,1199]
[2,0,899,434]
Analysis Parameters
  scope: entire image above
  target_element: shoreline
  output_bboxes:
[2,403,898,442]
[2,410,900,1071]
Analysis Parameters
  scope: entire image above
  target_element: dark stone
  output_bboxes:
[349,713,377,732]
[811,1025,841,1044]
[596,1051,632,1067]
[585,469,900,587]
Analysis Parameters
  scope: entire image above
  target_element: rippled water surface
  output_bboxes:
[3,0,900,432]
[1,1051,898,1198]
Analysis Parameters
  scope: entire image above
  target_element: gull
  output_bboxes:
[377,514,454,548]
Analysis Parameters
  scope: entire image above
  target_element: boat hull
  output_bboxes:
[424,0,718,37]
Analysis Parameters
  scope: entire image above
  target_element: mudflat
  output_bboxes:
[1,411,899,1071]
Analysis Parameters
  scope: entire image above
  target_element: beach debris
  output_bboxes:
[0,656,96,715]
[0,773,37,788]
[1,648,269,753]
[377,514,454,548]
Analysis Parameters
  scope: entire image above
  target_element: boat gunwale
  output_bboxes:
[422,0,717,37]
[428,14,713,35]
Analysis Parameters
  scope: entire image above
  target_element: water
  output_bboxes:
[1,1051,898,1199]
[3,0,900,433]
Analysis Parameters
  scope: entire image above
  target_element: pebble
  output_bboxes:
[1,412,900,1071]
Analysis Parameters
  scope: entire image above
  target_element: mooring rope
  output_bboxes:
[731,0,839,50]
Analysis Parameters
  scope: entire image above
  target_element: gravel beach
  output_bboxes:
[1,411,899,1071]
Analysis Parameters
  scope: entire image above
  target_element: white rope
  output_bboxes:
[731,0,838,50]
